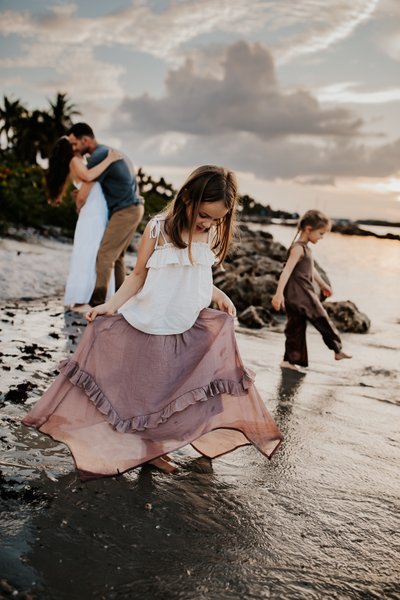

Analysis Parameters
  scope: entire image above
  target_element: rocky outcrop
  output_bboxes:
[237,306,276,329]
[214,225,370,332]
[324,301,371,333]
[332,222,400,241]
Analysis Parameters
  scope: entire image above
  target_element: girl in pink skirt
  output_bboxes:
[23,165,282,478]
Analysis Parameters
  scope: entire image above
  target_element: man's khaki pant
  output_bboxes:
[90,203,144,306]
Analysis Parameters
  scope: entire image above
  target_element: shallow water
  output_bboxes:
[1,231,400,599]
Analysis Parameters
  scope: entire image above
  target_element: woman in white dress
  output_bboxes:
[46,137,122,312]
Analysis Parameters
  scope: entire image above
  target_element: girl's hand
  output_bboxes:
[321,284,333,298]
[107,148,123,163]
[271,293,284,311]
[215,289,236,316]
[86,303,116,322]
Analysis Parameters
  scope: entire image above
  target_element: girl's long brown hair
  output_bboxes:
[163,165,238,265]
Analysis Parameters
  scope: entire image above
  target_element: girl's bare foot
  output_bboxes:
[280,360,301,371]
[335,351,352,361]
[148,457,178,474]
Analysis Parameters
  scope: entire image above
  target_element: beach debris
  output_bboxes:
[18,343,52,362]
[5,381,37,404]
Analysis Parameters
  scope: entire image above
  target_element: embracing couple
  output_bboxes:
[47,122,144,313]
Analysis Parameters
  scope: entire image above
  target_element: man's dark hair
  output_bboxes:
[67,122,94,138]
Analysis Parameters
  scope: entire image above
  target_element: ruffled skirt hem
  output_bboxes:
[22,309,282,478]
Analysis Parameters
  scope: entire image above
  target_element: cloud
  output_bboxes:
[273,0,380,64]
[117,41,362,140]
[124,128,400,180]
[295,176,337,186]
[111,40,400,181]
[0,0,381,76]
[316,82,400,105]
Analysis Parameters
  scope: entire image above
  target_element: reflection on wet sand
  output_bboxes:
[1,298,399,599]
[275,368,306,424]
[23,463,270,600]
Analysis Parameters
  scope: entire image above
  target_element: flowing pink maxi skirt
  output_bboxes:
[22,309,282,478]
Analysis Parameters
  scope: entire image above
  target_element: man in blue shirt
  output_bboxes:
[67,122,144,307]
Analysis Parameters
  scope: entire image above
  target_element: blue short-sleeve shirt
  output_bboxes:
[87,144,143,216]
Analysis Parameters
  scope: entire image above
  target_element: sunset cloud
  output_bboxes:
[0,0,382,101]
[0,0,398,218]
[316,82,400,105]
[117,42,362,140]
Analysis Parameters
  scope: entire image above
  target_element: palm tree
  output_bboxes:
[40,93,81,158]
[0,93,81,163]
[0,96,28,149]
[48,93,80,130]
[16,110,50,164]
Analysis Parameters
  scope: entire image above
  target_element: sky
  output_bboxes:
[1,0,400,220]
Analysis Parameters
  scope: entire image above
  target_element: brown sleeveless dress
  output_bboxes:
[283,241,341,367]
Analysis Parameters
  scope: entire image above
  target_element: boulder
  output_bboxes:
[238,306,276,329]
[324,300,370,333]
[215,225,370,333]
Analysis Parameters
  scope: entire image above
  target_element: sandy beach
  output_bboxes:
[1,232,399,600]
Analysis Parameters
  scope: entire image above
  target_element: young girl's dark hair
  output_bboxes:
[298,210,331,231]
[164,165,238,265]
[290,209,331,247]
[46,137,74,202]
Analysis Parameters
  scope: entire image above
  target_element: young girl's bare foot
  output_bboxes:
[280,360,301,371]
[148,457,178,474]
[335,351,352,361]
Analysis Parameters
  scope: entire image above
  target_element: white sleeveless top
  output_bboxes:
[118,216,216,335]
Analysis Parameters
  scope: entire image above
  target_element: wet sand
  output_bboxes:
[1,295,399,599]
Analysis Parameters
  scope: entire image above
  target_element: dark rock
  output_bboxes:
[332,222,400,241]
[214,226,369,332]
[238,306,275,329]
[324,300,371,333]
[5,381,37,404]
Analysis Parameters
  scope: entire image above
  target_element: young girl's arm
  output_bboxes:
[313,268,333,297]
[212,285,236,316]
[86,221,156,321]
[271,245,303,310]
[70,149,122,182]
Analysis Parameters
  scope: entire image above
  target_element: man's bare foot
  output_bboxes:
[148,457,178,474]
[72,304,92,314]
[335,351,352,361]
[280,360,302,371]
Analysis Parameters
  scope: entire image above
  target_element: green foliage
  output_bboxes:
[240,194,298,220]
[0,154,77,236]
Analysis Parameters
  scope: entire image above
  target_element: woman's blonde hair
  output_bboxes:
[163,165,238,265]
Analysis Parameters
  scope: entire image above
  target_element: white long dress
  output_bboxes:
[64,182,115,305]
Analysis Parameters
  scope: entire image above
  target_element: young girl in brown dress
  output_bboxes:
[271,210,351,370]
